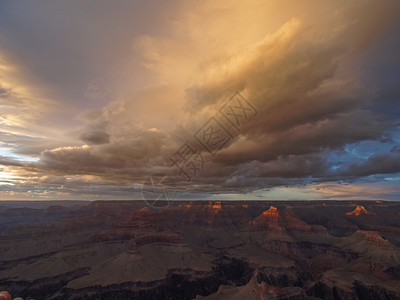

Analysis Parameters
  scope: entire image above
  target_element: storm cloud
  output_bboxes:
[1,0,399,200]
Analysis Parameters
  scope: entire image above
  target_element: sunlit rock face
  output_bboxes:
[346,205,375,216]
[251,206,283,232]
[262,205,279,217]
[1,200,400,299]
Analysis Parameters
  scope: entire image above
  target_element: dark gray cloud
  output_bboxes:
[0,156,24,167]
[338,153,400,178]
[80,130,110,145]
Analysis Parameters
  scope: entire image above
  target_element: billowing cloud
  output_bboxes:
[0,0,399,200]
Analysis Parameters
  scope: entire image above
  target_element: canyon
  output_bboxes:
[0,200,399,299]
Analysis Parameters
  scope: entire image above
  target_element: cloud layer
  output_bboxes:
[1,0,400,200]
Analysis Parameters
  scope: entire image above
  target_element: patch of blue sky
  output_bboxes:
[327,127,400,172]
[0,148,39,162]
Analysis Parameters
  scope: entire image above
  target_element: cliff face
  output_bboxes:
[346,205,375,216]
[0,200,400,299]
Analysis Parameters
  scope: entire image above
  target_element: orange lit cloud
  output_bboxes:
[1,0,400,200]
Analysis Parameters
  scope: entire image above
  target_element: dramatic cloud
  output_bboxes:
[0,0,399,200]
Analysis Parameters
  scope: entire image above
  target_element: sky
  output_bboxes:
[0,0,400,201]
